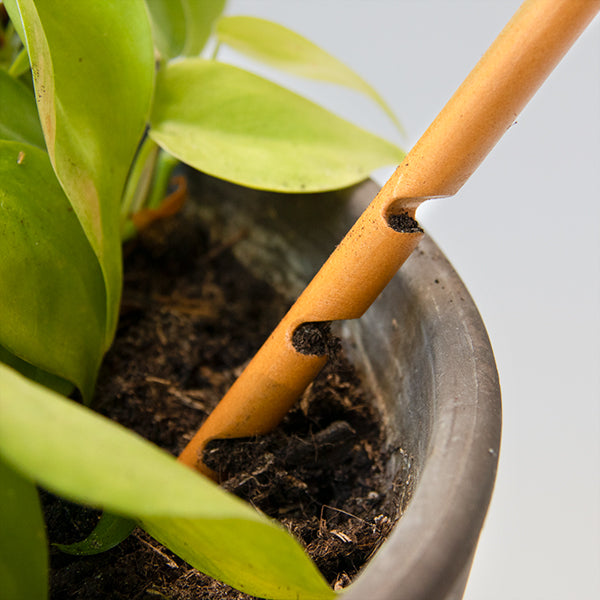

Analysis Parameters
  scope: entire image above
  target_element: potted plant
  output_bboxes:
[0,0,506,598]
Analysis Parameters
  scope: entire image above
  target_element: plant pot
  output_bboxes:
[189,169,501,600]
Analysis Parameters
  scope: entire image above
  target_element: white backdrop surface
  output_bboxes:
[223,2,600,599]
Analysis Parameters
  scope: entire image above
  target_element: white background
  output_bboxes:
[224,2,600,599]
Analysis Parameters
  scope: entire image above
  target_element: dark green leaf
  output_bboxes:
[56,513,136,556]
[0,343,74,396]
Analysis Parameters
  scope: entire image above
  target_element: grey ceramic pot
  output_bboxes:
[188,170,501,600]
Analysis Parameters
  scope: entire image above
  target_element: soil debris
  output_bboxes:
[42,204,415,599]
[292,321,341,357]
[387,212,423,233]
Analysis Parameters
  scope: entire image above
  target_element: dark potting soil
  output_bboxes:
[41,203,415,600]
[387,212,423,234]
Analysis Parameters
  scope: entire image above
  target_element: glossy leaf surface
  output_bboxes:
[216,16,404,133]
[0,68,44,147]
[12,0,155,345]
[145,0,226,60]
[150,59,404,192]
[0,366,337,600]
[57,513,136,556]
[0,141,105,401]
[0,457,48,600]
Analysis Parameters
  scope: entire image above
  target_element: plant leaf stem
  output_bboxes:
[120,133,160,233]
[8,47,29,77]
[146,149,180,210]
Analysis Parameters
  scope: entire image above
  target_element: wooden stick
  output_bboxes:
[179,0,600,476]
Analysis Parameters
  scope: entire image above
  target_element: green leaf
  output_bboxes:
[12,0,155,346]
[0,141,106,401]
[57,513,136,556]
[0,457,48,600]
[0,16,23,70]
[144,517,336,600]
[0,343,74,397]
[144,0,186,60]
[2,0,25,44]
[216,16,404,135]
[0,68,44,147]
[150,59,404,192]
[180,0,226,57]
[0,365,337,600]
[8,47,31,78]
[145,0,226,60]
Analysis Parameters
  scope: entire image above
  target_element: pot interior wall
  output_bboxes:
[188,171,501,600]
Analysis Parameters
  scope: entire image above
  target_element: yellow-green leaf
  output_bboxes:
[181,0,226,56]
[145,0,226,60]
[216,16,404,134]
[145,0,186,60]
[150,59,404,192]
[0,365,337,600]
[12,0,155,347]
[0,457,48,600]
[2,0,25,43]
[8,47,30,78]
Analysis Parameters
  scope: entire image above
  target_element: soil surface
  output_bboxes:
[42,201,414,599]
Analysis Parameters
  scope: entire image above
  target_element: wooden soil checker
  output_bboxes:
[179,0,600,477]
